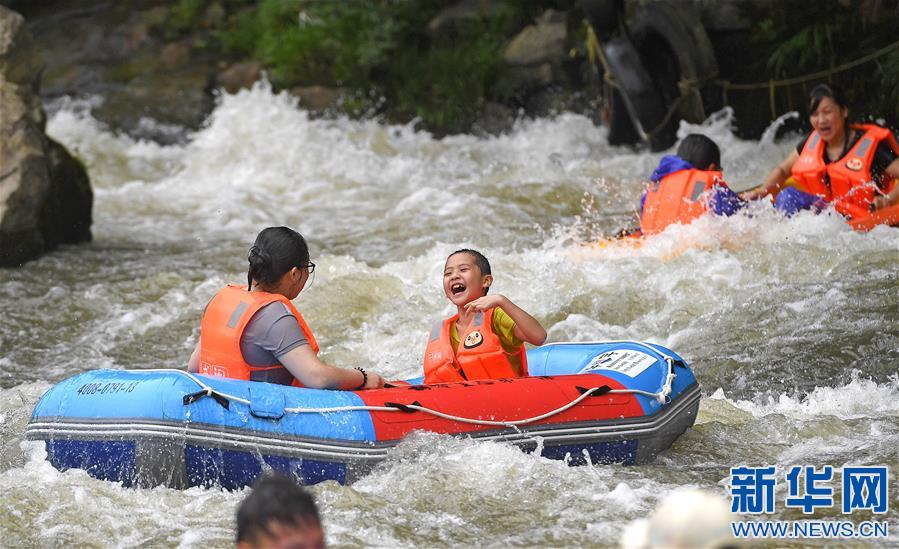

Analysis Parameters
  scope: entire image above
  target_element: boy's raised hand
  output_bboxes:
[464,294,507,312]
[464,293,547,346]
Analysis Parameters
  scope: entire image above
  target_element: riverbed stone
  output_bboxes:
[0,6,92,267]
[503,9,567,67]
[290,85,342,111]
[213,60,263,94]
[497,9,568,98]
[41,137,93,250]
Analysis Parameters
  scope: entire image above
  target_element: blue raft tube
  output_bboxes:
[26,341,700,489]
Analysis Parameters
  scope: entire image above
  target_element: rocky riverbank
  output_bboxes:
[8,0,601,141]
[0,6,91,267]
[6,1,899,144]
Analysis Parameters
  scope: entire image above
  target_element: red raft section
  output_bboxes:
[355,374,645,442]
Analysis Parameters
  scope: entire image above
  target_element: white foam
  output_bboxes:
[709,373,899,420]
[13,79,895,549]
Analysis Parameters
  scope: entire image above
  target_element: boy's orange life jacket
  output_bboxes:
[199,285,319,386]
[422,307,527,384]
[640,169,723,235]
[792,124,899,219]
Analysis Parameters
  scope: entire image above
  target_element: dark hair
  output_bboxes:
[808,83,848,114]
[447,249,491,294]
[236,473,321,544]
[247,227,309,290]
[676,134,720,170]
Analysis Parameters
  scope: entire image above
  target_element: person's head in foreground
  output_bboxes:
[236,473,325,549]
[248,226,313,299]
[619,488,740,549]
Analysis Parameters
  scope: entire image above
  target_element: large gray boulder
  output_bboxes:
[0,6,91,267]
[500,9,568,93]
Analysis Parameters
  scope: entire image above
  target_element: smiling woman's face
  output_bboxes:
[810,96,848,144]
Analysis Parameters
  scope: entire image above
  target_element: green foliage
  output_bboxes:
[214,0,534,133]
[173,0,209,26]
[767,23,834,76]
[390,34,506,134]
[165,0,211,37]
[219,0,438,87]
[745,0,899,125]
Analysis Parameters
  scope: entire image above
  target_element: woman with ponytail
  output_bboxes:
[187,227,384,390]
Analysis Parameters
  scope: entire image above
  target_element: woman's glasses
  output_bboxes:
[304,261,316,274]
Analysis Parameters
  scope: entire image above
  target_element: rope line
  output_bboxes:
[134,349,675,428]
[714,39,899,91]
[583,19,899,138]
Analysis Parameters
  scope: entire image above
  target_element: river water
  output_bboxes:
[1,83,897,547]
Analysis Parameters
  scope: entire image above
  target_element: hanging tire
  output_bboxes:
[580,0,624,40]
[629,0,719,147]
[602,34,668,149]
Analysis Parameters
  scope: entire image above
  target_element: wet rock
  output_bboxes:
[427,0,509,42]
[502,62,559,91]
[471,101,516,135]
[24,2,219,140]
[160,40,191,71]
[0,3,42,123]
[503,9,567,67]
[40,138,92,249]
[0,6,92,267]
[213,60,263,94]
[498,9,568,97]
[289,85,342,111]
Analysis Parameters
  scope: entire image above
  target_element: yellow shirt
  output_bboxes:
[449,307,525,376]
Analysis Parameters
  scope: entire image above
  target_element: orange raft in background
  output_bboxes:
[848,202,899,231]
[602,175,898,246]
[770,178,899,232]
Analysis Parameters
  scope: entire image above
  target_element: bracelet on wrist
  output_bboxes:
[353,367,368,390]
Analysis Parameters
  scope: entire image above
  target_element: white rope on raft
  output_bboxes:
[134,356,674,428]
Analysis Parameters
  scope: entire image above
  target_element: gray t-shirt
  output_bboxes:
[240,302,309,366]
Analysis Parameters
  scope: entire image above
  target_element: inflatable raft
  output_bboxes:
[848,202,899,231]
[25,341,700,489]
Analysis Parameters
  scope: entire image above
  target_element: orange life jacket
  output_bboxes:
[422,308,527,384]
[640,169,723,235]
[792,124,899,219]
[199,285,319,386]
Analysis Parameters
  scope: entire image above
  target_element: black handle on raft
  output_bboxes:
[384,401,422,413]
[576,385,612,396]
[183,389,230,410]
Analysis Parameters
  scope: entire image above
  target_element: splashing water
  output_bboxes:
[1,82,897,547]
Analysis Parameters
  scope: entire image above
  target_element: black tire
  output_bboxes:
[607,86,641,146]
[629,1,719,149]
[580,0,624,40]
[602,34,667,148]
